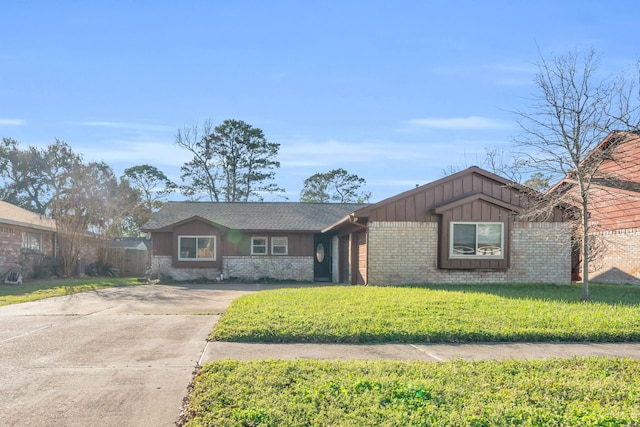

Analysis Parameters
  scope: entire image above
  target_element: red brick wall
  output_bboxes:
[0,225,55,276]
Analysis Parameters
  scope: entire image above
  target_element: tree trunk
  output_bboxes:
[581,199,590,301]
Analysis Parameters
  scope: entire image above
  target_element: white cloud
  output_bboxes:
[431,61,536,87]
[76,121,173,132]
[0,118,26,126]
[280,138,439,169]
[407,116,511,130]
[78,138,190,173]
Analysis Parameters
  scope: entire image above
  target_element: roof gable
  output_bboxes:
[579,131,640,183]
[157,215,225,232]
[351,166,531,221]
[547,130,640,229]
[111,237,152,250]
[433,193,524,214]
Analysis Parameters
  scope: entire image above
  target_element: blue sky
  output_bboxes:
[2,1,639,202]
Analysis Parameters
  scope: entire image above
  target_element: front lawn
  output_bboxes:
[183,357,640,426]
[0,277,140,306]
[183,283,640,426]
[211,283,640,343]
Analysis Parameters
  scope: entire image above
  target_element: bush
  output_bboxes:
[31,256,61,279]
[85,260,119,277]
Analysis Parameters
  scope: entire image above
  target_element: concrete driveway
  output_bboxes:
[0,284,254,427]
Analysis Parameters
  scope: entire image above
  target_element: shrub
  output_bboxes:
[30,256,61,279]
[85,259,119,277]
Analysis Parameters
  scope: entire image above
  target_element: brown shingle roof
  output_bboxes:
[141,202,370,232]
[0,201,56,231]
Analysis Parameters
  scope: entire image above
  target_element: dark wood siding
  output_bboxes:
[366,170,568,224]
[221,232,315,256]
[438,203,513,270]
[173,220,222,269]
[151,232,172,256]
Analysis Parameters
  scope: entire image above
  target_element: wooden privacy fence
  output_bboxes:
[107,248,151,277]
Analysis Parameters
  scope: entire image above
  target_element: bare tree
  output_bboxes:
[175,121,219,201]
[513,48,640,300]
[442,147,553,190]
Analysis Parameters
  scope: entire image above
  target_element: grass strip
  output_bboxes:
[0,277,140,306]
[211,283,640,343]
[182,357,640,427]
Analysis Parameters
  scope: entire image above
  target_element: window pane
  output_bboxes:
[316,243,325,262]
[23,232,42,251]
[198,238,214,258]
[272,237,288,255]
[252,237,267,254]
[453,224,476,255]
[477,224,502,256]
[272,237,286,246]
[180,237,197,258]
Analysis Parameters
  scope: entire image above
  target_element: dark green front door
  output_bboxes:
[313,234,331,282]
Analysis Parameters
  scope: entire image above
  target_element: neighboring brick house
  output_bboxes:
[0,200,108,279]
[325,166,572,285]
[143,167,572,284]
[141,202,368,282]
[552,131,640,285]
[0,201,56,277]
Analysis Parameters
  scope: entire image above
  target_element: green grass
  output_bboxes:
[211,283,640,343]
[0,277,140,306]
[184,357,640,426]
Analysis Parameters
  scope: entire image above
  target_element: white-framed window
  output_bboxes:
[178,236,216,260]
[450,222,503,258]
[22,232,43,252]
[271,236,288,255]
[251,236,268,255]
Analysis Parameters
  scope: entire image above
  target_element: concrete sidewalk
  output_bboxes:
[204,341,640,363]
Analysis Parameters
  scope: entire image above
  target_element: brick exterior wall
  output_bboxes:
[366,221,571,285]
[0,226,29,266]
[0,226,55,278]
[151,255,314,282]
[589,228,640,285]
[151,255,222,281]
[223,256,314,282]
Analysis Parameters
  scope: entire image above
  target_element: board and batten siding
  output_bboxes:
[362,172,558,222]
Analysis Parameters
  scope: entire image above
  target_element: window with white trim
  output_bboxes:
[22,232,43,252]
[178,236,216,260]
[450,222,503,258]
[251,236,268,255]
[271,237,288,255]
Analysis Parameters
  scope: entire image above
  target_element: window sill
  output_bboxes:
[21,248,44,254]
